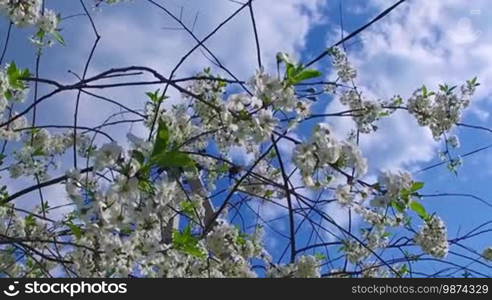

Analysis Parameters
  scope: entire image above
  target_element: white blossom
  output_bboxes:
[414,215,449,258]
[483,247,492,261]
[93,141,123,170]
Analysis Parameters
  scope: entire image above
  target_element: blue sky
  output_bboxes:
[2,0,492,276]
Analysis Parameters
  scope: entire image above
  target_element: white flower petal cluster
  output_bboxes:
[340,90,383,133]
[222,93,278,145]
[339,90,401,133]
[181,68,314,157]
[0,0,41,27]
[206,220,262,259]
[250,70,298,112]
[447,135,460,148]
[482,247,492,261]
[361,264,397,278]
[267,255,321,278]
[344,228,389,264]
[414,215,449,258]
[93,141,123,171]
[335,184,354,206]
[36,9,58,33]
[58,130,273,278]
[408,81,478,140]
[370,171,413,208]
[329,47,357,83]
[293,123,367,187]
[0,0,59,46]
[354,205,405,228]
[240,159,282,198]
[0,204,59,277]
[329,48,406,133]
[9,130,90,180]
[0,113,27,141]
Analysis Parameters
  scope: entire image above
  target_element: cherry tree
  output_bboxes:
[0,0,491,278]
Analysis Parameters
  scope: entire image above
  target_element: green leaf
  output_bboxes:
[67,223,84,239]
[391,200,406,213]
[7,62,18,79]
[399,264,409,276]
[236,233,248,246]
[153,151,196,169]
[410,181,425,193]
[120,226,133,236]
[422,85,428,97]
[172,226,206,259]
[36,29,46,40]
[286,63,298,79]
[132,150,145,165]
[52,31,65,45]
[400,188,411,203]
[181,200,198,216]
[278,54,322,85]
[4,90,13,100]
[25,215,36,227]
[291,69,322,84]
[6,62,30,90]
[151,120,170,157]
[264,190,275,198]
[149,119,197,172]
[216,163,230,174]
[146,89,166,104]
[138,178,156,195]
[410,200,429,220]
[32,147,45,157]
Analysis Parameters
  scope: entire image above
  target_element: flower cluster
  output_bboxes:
[182,68,313,156]
[267,255,321,278]
[407,80,479,140]
[335,184,354,206]
[328,48,402,133]
[0,0,41,27]
[329,47,357,83]
[1,63,30,140]
[293,123,367,187]
[240,159,282,199]
[0,0,60,46]
[414,215,449,258]
[0,204,59,277]
[447,135,460,148]
[9,130,91,180]
[370,171,413,208]
[58,127,273,277]
[343,228,389,264]
[483,247,492,261]
[93,141,123,171]
[0,43,480,278]
[339,91,401,133]
[0,63,29,104]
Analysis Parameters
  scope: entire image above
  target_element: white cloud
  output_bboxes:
[325,0,492,173]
